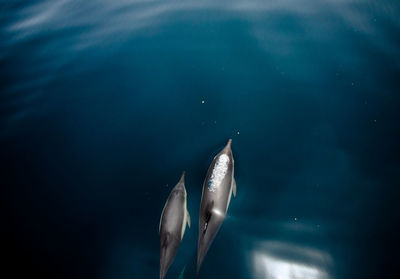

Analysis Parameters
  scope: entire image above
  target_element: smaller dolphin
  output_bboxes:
[197,139,236,276]
[159,172,191,279]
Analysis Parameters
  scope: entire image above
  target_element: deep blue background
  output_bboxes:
[1,1,399,278]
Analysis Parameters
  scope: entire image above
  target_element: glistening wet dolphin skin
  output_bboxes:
[159,172,191,279]
[197,139,237,276]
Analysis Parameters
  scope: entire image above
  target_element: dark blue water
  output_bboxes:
[1,1,399,278]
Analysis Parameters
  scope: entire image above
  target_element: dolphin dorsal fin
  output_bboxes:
[187,210,191,228]
[233,178,237,197]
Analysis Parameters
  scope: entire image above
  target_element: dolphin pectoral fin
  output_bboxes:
[187,210,191,228]
[233,178,237,197]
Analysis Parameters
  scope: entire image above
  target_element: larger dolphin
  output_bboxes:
[197,139,236,276]
[159,172,191,279]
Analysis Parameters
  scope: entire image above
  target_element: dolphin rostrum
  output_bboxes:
[159,172,191,279]
[197,139,236,276]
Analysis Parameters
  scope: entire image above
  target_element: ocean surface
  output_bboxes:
[1,1,399,278]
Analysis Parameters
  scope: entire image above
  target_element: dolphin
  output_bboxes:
[159,172,191,279]
[197,139,237,276]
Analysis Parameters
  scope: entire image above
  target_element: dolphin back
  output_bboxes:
[197,140,235,276]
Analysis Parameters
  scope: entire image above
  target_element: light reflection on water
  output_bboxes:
[253,253,327,279]
[251,241,332,279]
[2,0,399,132]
